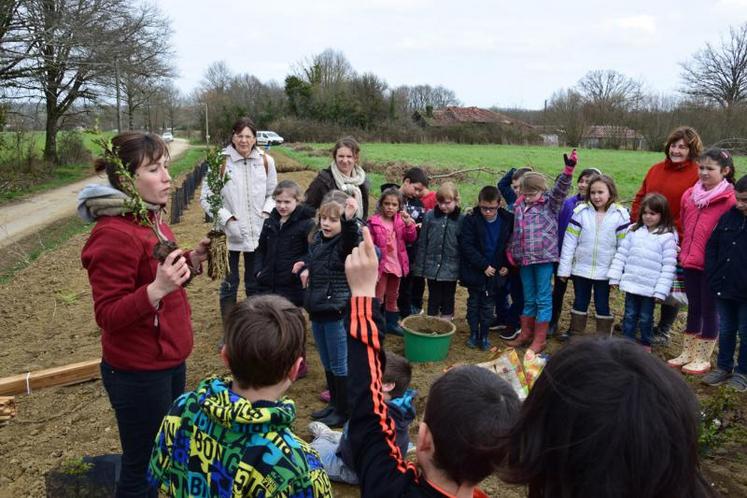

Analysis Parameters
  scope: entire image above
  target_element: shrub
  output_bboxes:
[57,131,91,165]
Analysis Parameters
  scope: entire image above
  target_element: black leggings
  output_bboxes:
[427,280,457,316]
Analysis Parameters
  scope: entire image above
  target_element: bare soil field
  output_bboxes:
[0,148,744,497]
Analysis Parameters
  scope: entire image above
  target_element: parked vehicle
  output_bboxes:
[161,131,174,143]
[257,130,284,146]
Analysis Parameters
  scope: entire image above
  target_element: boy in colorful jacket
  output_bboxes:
[147,295,332,498]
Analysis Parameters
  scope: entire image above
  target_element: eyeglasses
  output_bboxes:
[479,206,498,212]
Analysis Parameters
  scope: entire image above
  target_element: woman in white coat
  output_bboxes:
[200,117,277,320]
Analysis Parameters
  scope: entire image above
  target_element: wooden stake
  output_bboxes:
[0,359,101,396]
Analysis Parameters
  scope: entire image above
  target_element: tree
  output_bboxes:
[680,23,747,108]
[0,0,32,87]
[17,0,172,162]
[396,84,460,113]
[576,70,642,123]
[545,88,585,146]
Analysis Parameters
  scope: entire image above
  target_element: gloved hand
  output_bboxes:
[563,149,578,168]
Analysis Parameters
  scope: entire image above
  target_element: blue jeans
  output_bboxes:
[571,276,611,316]
[519,263,554,322]
[622,293,656,346]
[312,319,348,376]
[716,298,747,375]
[219,251,256,318]
[101,361,185,498]
[467,286,496,338]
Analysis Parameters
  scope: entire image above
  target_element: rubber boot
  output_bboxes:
[311,371,335,420]
[682,338,717,375]
[506,316,535,347]
[479,321,491,351]
[318,375,347,428]
[558,310,586,342]
[467,329,479,349]
[668,333,698,369]
[595,315,615,336]
[386,311,404,336]
[529,321,548,353]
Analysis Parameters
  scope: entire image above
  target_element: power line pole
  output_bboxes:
[114,58,122,132]
[204,102,210,145]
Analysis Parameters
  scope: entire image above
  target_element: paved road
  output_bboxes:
[0,138,191,251]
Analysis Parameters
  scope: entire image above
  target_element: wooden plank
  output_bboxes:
[0,359,101,396]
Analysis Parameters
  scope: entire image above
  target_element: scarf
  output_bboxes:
[691,179,733,209]
[77,183,164,222]
[329,161,366,218]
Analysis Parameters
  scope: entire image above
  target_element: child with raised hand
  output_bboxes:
[309,351,416,485]
[703,174,747,391]
[298,191,361,428]
[459,186,513,350]
[253,180,316,306]
[557,174,630,337]
[412,182,464,321]
[148,295,332,497]
[344,227,521,498]
[669,148,737,375]
[506,151,577,353]
[608,193,677,351]
[368,187,417,335]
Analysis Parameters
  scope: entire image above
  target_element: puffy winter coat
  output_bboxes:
[706,207,747,302]
[253,204,316,306]
[367,212,417,277]
[412,206,463,281]
[459,207,513,288]
[304,167,371,220]
[679,184,736,270]
[304,217,361,321]
[509,166,574,266]
[199,145,277,252]
[607,227,678,300]
[558,202,630,280]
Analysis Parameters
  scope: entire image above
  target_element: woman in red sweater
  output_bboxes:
[631,126,702,344]
[78,132,209,497]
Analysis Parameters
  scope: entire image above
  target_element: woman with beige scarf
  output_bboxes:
[304,137,370,220]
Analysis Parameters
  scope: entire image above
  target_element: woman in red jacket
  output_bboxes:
[78,132,209,497]
[631,126,702,344]
[668,148,736,375]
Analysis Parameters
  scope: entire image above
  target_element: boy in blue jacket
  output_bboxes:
[343,227,520,498]
[459,186,514,350]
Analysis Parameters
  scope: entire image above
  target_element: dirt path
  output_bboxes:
[0,138,190,251]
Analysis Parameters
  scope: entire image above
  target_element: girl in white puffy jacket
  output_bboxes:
[608,193,677,350]
[558,175,630,335]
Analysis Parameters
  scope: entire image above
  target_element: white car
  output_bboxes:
[161,131,174,143]
[256,130,284,146]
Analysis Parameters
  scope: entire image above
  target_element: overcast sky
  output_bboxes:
[158,0,747,110]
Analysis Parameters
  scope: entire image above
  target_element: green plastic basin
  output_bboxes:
[401,315,456,363]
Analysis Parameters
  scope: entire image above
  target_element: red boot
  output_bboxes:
[530,321,549,353]
[506,316,535,347]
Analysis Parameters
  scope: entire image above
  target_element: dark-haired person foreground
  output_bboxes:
[78,132,210,497]
[501,338,717,498]
[148,295,332,497]
[344,227,520,497]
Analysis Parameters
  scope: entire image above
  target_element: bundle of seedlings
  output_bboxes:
[0,396,15,426]
[96,139,192,284]
[204,147,230,280]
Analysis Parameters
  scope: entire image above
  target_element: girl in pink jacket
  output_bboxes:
[368,187,417,335]
[669,148,736,375]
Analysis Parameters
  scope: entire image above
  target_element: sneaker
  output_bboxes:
[726,372,747,392]
[489,317,506,331]
[308,421,332,438]
[498,326,519,341]
[702,369,731,387]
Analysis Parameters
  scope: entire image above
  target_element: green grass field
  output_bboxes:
[280,143,747,207]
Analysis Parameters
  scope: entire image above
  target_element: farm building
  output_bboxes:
[412,106,542,144]
[413,106,536,133]
[581,125,646,150]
